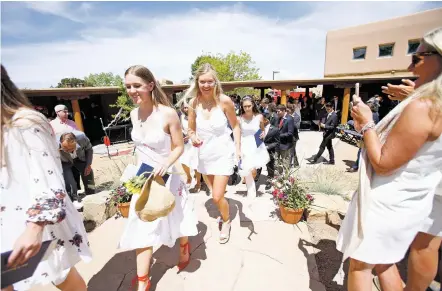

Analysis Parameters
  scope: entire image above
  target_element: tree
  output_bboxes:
[84,72,123,87]
[109,83,134,121]
[190,51,262,96]
[56,77,86,88]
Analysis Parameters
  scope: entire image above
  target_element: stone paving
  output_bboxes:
[30,131,359,291]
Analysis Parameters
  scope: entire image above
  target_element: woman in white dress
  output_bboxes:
[336,28,442,291]
[118,65,198,291]
[238,96,269,197]
[1,65,92,291]
[179,102,202,192]
[374,29,442,291]
[183,63,241,244]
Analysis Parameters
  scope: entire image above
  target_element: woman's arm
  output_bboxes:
[258,114,265,132]
[187,98,199,144]
[8,117,68,268]
[221,95,241,158]
[164,108,185,169]
[362,99,434,176]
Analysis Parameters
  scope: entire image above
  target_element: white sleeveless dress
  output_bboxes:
[194,106,236,176]
[1,109,92,290]
[239,115,270,176]
[118,108,198,250]
[421,180,442,237]
[337,135,442,264]
[179,114,197,169]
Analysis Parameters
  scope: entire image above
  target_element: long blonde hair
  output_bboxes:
[125,65,172,107]
[179,63,223,108]
[419,27,442,110]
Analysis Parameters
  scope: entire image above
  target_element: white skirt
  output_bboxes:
[238,135,270,177]
[196,133,236,176]
[180,142,198,170]
[118,172,198,250]
[421,195,442,237]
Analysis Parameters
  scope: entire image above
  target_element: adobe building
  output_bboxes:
[322,8,441,102]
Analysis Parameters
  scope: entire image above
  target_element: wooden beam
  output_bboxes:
[71,99,84,131]
[341,88,351,125]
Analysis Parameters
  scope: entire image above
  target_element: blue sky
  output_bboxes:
[2,1,441,88]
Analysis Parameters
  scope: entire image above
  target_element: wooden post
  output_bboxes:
[260,88,265,100]
[281,90,287,105]
[341,87,351,125]
[71,99,84,131]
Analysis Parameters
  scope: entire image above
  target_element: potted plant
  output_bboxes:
[107,174,148,218]
[271,159,314,224]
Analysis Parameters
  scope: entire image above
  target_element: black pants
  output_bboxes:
[277,146,293,173]
[266,150,276,179]
[290,139,299,167]
[314,134,335,162]
[62,159,95,202]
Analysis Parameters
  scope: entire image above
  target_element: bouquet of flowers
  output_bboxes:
[106,174,148,206]
[271,159,314,210]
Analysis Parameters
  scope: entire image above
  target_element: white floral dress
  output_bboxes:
[1,109,92,290]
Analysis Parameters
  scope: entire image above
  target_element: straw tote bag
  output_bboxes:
[134,173,176,222]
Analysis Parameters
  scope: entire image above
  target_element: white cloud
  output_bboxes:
[1,1,431,88]
[25,1,94,23]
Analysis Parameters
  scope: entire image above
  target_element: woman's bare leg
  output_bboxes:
[134,247,153,291]
[374,264,403,291]
[182,164,192,184]
[194,171,202,188]
[203,174,213,192]
[55,267,87,291]
[209,175,229,222]
[348,258,374,291]
[178,236,190,264]
[405,232,442,291]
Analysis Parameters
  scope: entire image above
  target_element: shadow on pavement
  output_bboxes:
[342,159,356,169]
[87,221,208,291]
[298,238,348,291]
[204,197,257,240]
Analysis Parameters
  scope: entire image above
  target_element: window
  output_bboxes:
[353,47,366,60]
[407,39,420,54]
[378,43,395,57]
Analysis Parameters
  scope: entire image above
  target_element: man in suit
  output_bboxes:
[286,104,300,167]
[308,102,338,165]
[263,112,280,190]
[276,105,295,167]
[59,131,95,209]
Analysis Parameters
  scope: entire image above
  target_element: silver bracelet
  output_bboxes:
[360,121,375,135]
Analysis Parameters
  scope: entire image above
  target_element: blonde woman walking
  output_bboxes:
[183,63,241,244]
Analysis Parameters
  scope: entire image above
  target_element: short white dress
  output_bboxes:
[421,180,442,237]
[337,135,442,264]
[194,106,236,176]
[1,109,92,290]
[238,115,270,177]
[118,107,198,250]
[179,114,197,170]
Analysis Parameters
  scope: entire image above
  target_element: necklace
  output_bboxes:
[200,98,213,108]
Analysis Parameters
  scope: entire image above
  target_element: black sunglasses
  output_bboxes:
[411,51,440,65]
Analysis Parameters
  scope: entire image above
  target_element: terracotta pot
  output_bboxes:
[118,202,131,218]
[279,205,304,224]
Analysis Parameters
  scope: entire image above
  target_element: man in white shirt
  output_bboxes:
[50,104,78,136]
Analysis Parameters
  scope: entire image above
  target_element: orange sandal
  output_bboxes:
[131,274,151,291]
[177,242,190,272]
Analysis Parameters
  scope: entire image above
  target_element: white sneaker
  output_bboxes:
[73,201,83,210]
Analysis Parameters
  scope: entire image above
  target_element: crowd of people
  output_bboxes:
[1,26,441,291]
